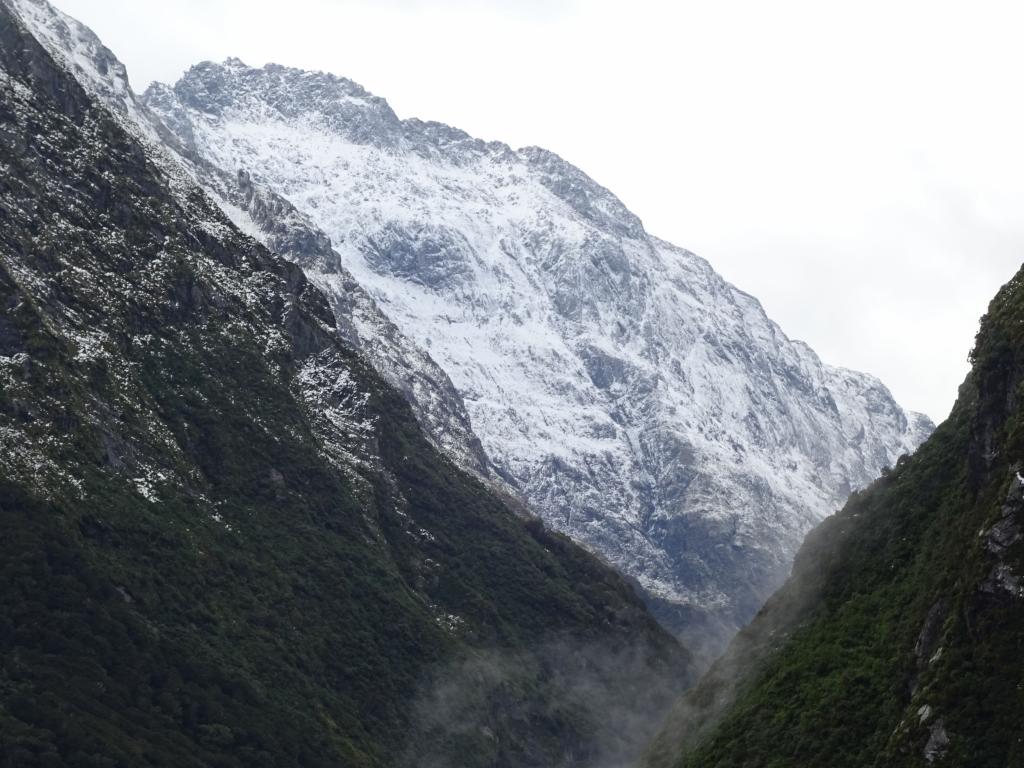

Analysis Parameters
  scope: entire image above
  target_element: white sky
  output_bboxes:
[52,0,1024,423]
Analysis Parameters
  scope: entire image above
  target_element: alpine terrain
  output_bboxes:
[0,2,694,766]
[644,264,1024,767]
[142,58,931,652]
[4,0,933,658]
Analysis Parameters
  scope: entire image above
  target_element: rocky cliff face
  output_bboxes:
[136,58,932,654]
[0,2,692,765]
[644,267,1024,768]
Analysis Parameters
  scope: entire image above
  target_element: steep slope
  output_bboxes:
[5,0,495,480]
[140,58,933,654]
[645,265,1024,767]
[0,5,693,767]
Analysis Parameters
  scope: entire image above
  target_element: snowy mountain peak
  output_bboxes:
[6,0,933,659]
[138,57,933,655]
[169,59,403,148]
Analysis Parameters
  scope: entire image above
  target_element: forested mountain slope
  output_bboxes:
[0,5,691,766]
[645,265,1024,767]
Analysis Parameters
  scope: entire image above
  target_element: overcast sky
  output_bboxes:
[52,0,1024,423]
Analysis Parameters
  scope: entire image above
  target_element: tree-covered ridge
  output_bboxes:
[0,6,691,767]
[645,266,1024,767]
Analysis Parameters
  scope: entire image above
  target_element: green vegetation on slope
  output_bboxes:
[0,9,690,767]
[646,269,1024,768]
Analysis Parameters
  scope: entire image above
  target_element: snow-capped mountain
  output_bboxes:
[0,5,693,764]
[7,0,932,655]
[136,59,931,653]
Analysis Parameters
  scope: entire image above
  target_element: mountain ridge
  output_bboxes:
[141,55,932,654]
[0,2,694,765]
[7,0,932,659]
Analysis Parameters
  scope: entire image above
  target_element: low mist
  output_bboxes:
[400,634,691,768]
